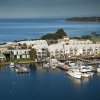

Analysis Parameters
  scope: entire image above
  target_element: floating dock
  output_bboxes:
[58,65,68,71]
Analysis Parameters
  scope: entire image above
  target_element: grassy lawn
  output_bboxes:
[94,36,100,41]
[0,61,10,66]
[10,58,34,62]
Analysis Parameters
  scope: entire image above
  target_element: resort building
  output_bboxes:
[0,44,9,53]
[18,40,48,48]
[58,36,69,44]
[68,39,92,45]
[32,44,48,61]
[48,43,100,59]
[11,49,31,59]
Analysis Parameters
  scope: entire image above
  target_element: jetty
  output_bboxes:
[58,65,68,71]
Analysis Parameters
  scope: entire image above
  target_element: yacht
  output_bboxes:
[58,61,65,67]
[68,68,82,79]
[82,73,91,78]
[80,66,92,73]
[97,65,100,72]
[49,59,58,69]
[65,61,75,66]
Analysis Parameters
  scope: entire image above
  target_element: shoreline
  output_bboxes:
[0,61,43,66]
[0,62,10,66]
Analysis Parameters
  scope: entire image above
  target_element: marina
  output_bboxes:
[0,63,100,100]
[0,0,100,99]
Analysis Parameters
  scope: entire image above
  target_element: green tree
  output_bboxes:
[55,28,67,39]
[91,32,97,39]
[41,28,67,40]
[41,33,56,40]
[81,35,91,39]
[30,49,37,60]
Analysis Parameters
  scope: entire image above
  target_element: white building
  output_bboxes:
[48,43,100,58]
[18,40,48,48]
[11,49,31,59]
[57,36,92,45]
[68,39,92,45]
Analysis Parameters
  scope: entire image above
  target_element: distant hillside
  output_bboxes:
[65,17,100,22]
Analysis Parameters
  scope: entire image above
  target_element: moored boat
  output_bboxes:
[68,68,82,79]
[43,61,50,68]
[15,67,29,73]
[9,62,15,68]
[97,65,100,72]
[49,59,58,69]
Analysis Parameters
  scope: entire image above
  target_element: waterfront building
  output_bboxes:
[48,43,100,59]
[18,40,48,48]
[58,36,69,44]
[0,44,9,53]
[68,39,92,45]
[57,36,92,45]
[32,45,48,61]
[11,49,31,59]
[48,36,100,58]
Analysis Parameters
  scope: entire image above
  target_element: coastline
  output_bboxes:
[0,60,43,66]
[65,17,100,22]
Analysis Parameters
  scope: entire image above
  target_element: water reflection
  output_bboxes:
[68,76,90,86]
[97,72,100,76]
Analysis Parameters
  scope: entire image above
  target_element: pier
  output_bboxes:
[58,65,68,71]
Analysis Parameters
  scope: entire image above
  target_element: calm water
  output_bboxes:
[0,64,100,100]
[0,18,100,43]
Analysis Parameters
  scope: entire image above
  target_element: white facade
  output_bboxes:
[68,39,92,45]
[11,49,31,59]
[48,43,100,58]
[18,40,48,47]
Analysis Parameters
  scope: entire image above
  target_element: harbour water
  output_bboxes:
[0,18,100,43]
[0,64,100,100]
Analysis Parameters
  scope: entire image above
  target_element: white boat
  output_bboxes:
[87,72,94,76]
[49,59,58,69]
[15,67,29,73]
[43,62,50,68]
[65,61,75,66]
[97,65,100,72]
[80,66,92,73]
[82,73,91,78]
[68,69,82,79]
[82,72,94,78]
[51,65,57,70]
[58,62,65,67]
[9,62,15,68]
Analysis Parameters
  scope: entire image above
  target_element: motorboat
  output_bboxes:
[82,71,94,78]
[49,59,58,69]
[97,65,100,72]
[9,62,15,68]
[51,65,58,70]
[87,72,94,76]
[80,66,92,73]
[82,73,91,78]
[43,62,50,68]
[15,67,29,73]
[58,61,65,67]
[65,61,75,66]
[68,68,82,79]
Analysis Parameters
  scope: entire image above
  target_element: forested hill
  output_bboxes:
[65,17,100,22]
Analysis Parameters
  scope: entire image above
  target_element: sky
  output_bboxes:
[0,0,100,18]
